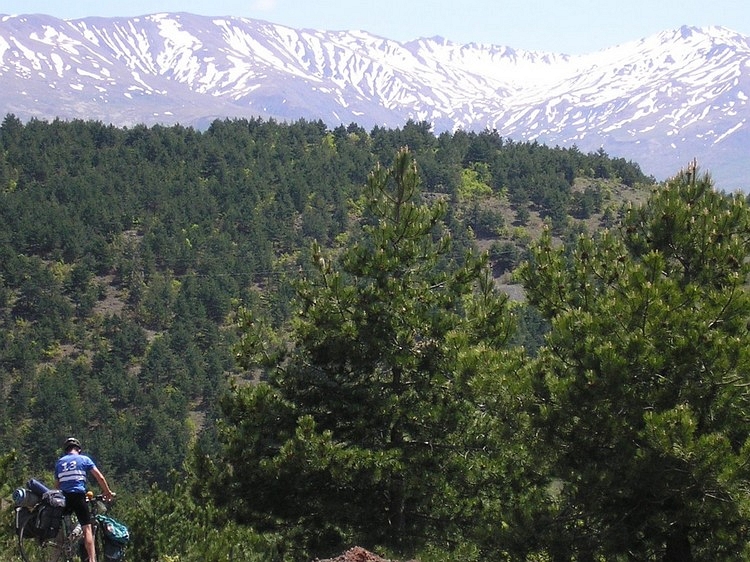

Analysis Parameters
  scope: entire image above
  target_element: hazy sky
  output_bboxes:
[2,0,749,54]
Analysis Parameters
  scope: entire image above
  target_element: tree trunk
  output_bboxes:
[389,365,406,543]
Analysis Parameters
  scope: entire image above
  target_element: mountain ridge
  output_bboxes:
[1,13,748,189]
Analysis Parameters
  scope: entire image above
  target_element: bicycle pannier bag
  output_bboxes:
[97,514,130,544]
[103,538,127,561]
[42,489,66,507]
[14,507,35,536]
[34,492,66,539]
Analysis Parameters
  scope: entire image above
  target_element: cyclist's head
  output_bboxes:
[63,437,82,453]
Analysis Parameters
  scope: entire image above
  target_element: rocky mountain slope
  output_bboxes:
[0,13,748,188]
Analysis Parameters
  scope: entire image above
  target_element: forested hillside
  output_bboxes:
[0,115,651,485]
[8,114,731,561]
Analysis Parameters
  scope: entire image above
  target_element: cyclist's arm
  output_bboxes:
[90,466,115,500]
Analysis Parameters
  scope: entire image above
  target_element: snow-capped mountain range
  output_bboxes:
[1,12,748,189]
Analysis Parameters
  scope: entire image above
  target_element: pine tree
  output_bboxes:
[212,148,527,559]
[520,168,750,560]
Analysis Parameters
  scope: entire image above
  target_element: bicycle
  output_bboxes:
[18,492,112,562]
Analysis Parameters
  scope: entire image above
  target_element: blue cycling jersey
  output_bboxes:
[55,453,96,493]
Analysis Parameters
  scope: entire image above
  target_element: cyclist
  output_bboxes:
[54,437,115,562]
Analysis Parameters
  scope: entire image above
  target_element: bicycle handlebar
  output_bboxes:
[86,492,116,502]
[86,492,116,516]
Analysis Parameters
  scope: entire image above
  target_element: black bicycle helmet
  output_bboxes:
[63,437,81,451]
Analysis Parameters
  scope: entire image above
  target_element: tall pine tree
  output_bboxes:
[520,168,750,561]
[208,148,531,559]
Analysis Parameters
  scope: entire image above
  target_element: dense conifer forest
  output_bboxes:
[2,115,748,561]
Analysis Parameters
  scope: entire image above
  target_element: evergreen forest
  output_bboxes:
[1,114,748,561]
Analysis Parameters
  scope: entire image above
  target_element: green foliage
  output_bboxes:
[519,169,750,560]
[0,113,655,560]
[458,164,493,199]
[0,450,16,500]
[116,474,287,562]
[214,148,544,560]
[489,240,523,275]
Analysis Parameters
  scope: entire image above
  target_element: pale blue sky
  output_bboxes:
[2,0,748,54]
